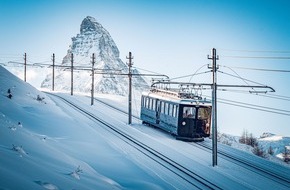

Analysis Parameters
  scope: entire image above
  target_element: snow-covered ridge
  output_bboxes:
[260,132,276,138]
[218,132,290,166]
[41,16,149,95]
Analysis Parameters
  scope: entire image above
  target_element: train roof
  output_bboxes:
[142,89,212,106]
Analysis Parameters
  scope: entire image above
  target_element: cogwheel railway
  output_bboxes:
[47,93,222,190]
[90,94,290,188]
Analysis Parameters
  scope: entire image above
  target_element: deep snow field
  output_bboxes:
[1,65,290,190]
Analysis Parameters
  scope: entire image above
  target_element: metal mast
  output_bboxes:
[91,53,95,106]
[127,52,133,124]
[71,53,74,96]
[24,53,27,82]
[208,48,219,166]
[52,53,55,91]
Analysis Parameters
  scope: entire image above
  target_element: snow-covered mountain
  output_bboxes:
[41,16,148,95]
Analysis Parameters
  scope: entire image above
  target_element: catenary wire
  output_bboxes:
[217,89,290,102]
[220,65,290,73]
[170,71,212,81]
[217,70,266,86]
[223,56,290,59]
[203,95,290,116]
[219,49,290,53]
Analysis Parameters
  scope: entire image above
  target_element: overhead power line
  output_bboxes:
[132,66,166,76]
[257,93,290,102]
[223,55,290,59]
[218,100,290,116]
[218,89,290,102]
[217,97,290,113]
[170,71,211,81]
[217,70,266,86]
[220,49,290,53]
[203,95,290,116]
[220,65,290,73]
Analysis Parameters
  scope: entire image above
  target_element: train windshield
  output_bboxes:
[198,107,211,120]
[183,107,196,118]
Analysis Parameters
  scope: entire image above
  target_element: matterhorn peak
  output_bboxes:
[80,16,104,34]
[41,16,148,96]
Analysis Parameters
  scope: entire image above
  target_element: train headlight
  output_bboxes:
[182,121,186,126]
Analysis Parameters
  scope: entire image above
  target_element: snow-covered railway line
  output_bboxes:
[92,96,141,120]
[195,141,290,188]
[49,93,222,190]
[92,96,290,189]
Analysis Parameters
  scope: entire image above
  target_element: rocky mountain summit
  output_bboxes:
[41,16,148,95]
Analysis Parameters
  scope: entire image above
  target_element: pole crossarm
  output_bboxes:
[89,73,169,79]
[150,81,275,93]
[151,81,212,88]
[132,74,169,78]
[217,84,275,93]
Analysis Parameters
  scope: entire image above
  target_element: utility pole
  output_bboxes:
[127,52,133,125]
[91,53,95,106]
[208,48,219,167]
[52,53,55,91]
[71,53,74,96]
[24,53,27,82]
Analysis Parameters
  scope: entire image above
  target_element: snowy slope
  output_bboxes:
[1,66,290,189]
[0,66,171,189]
[0,66,118,189]
[41,16,149,95]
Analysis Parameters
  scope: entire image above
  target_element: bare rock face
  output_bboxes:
[42,16,148,95]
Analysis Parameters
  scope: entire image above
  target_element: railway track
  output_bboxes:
[91,96,141,120]
[47,93,222,190]
[195,141,290,188]
[93,95,290,188]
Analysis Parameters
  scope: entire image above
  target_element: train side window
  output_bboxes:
[156,100,160,112]
[152,99,156,111]
[165,102,169,115]
[149,98,152,109]
[141,96,144,107]
[173,105,178,117]
[146,97,150,108]
[172,105,176,117]
[183,107,196,118]
[161,101,164,113]
[143,97,146,108]
[142,96,146,107]
[148,98,151,109]
[169,104,173,116]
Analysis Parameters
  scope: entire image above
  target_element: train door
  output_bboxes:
[156,99,161,124]
[178,106,197,137]
[196,107,211,137]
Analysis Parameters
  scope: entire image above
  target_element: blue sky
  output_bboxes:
[1,0,290,136]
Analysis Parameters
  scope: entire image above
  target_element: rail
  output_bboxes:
[195,141,290,188]
[46,92,222,190]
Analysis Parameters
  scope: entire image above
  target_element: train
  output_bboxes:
[140,88,212,141]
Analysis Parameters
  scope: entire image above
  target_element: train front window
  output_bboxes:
[183,107,196,118]
[198,107,211,120]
